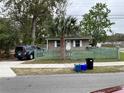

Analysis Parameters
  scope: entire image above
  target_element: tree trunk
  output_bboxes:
[92,38,97,47]
[0,49,1,54]
[31,16,37,45]
[4,48,10,57]
[60,33,65,60]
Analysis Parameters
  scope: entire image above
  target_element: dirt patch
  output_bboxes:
[0,54,16,61]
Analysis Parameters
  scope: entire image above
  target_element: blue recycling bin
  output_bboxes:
[74,64,81,72]
[81,64,87,71]
[74,64,87,72]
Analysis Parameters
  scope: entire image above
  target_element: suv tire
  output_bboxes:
[29,54,34,60]
[17,57,22,60]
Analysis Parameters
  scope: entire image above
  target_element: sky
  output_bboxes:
[67,0,124,34]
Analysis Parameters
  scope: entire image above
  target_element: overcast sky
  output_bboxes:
[67,0,124,34]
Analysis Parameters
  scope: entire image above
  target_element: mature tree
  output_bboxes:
[49,0,80,59]
[0,0,66,45]
[80,3,115,46]
[0,18,19,56]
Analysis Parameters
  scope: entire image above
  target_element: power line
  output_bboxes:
[66,15,124,18]
[66,14,124,16]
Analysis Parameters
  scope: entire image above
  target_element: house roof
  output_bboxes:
[46,37,91,40]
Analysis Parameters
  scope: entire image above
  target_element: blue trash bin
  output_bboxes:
[81,64,87,71]
[74,64,81,72]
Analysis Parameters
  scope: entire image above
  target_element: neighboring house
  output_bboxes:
[46,37,91,51]
[102,41,124,47]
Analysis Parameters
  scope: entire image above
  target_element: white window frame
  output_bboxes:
[80,40,82,47]
[54,41,57,48]
[73,40,76,47]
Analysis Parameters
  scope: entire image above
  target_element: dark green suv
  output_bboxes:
[15,45,41,60]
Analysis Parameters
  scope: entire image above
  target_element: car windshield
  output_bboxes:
[15,47,23,52]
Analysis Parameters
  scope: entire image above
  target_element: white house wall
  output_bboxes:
[48,40,89,50]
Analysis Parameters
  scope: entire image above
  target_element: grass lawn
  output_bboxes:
[23,59,82,64]
[12,66,124,76]
[23,58,119,64]
[120,52,124,61]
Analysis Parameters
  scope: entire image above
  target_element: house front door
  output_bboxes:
[66,41,71,51]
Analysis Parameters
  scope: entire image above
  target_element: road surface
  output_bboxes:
[0,73,124,93]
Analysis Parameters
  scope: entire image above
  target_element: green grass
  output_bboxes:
[24,59,82,64]
[23,58,119,64]
[12,66,124,76]
[120,52,124,61]
[94,58,118,62]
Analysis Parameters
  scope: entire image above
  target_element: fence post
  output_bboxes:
[34,49,37,59]
[117,47,120,60]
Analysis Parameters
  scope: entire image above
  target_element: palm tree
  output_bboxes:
[49,16,80,59]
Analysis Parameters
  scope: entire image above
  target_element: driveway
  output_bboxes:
[0,60,24,77]
[0,73,124,93]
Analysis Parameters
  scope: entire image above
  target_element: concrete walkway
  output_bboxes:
[0,67,16,78]
[1,61,124,78]
[11,61,124,68]
[0,61,24,78]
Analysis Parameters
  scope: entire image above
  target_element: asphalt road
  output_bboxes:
[0,73,124,93]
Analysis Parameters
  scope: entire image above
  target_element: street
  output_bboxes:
[0,73,124,93]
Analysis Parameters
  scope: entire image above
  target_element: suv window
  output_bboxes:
[15,47,23,52]
[26,46,32,50]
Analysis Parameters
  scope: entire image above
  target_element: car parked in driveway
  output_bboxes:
[14,45,42,60]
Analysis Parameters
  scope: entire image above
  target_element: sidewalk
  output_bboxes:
[0,67,16,78]
[1,61,124,78]
[11,62,124,68]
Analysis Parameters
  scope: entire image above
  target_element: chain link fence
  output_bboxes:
[34,47,119,60]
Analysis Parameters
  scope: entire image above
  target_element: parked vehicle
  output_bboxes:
[14,45,42,60]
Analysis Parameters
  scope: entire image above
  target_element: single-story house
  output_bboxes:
[46,37,91,51]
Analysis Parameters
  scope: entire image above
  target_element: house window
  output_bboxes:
[57,40,60,47]
[75,40,80,47]
[54,40,60,47]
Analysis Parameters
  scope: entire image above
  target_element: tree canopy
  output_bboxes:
[48,16,80,37]
[0,0,66,45]
[80,3,115,46]
[0,18,19,55]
